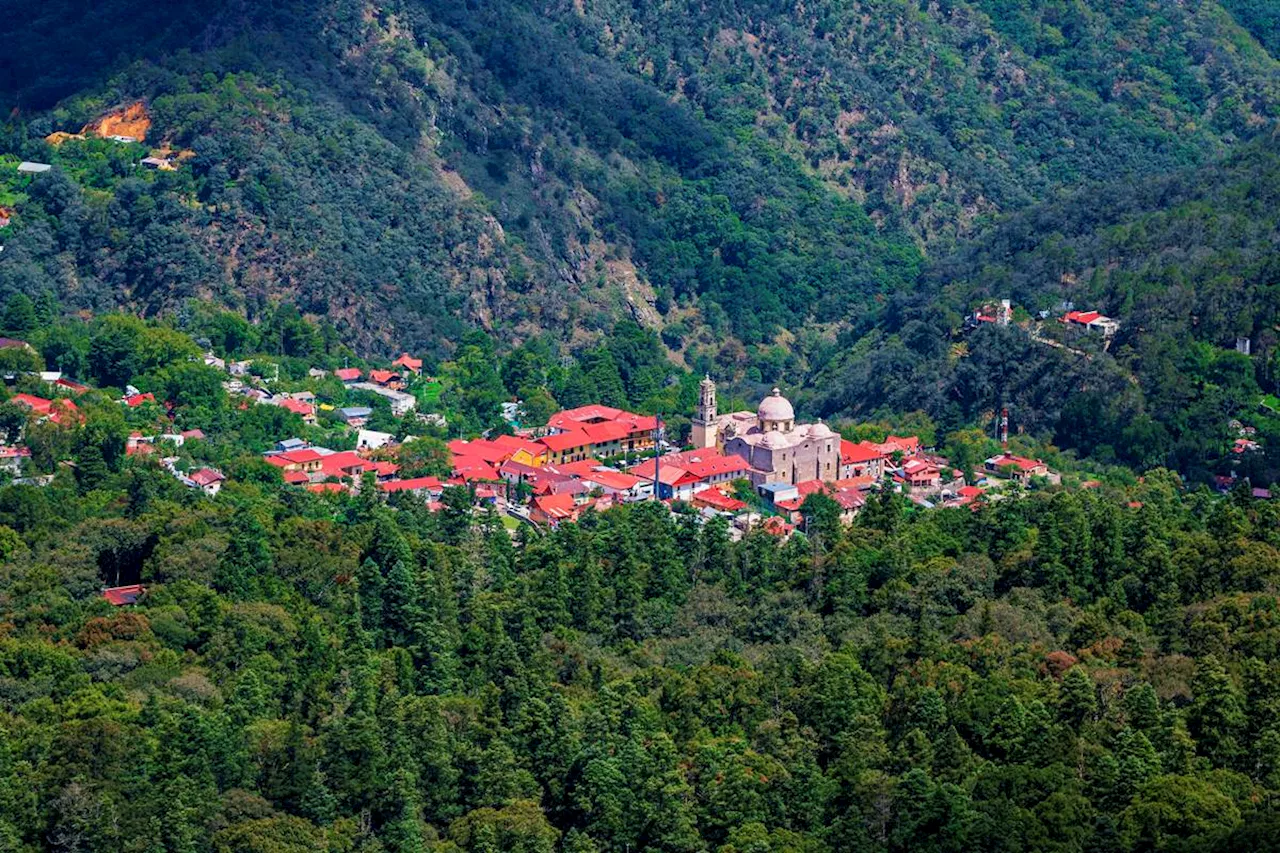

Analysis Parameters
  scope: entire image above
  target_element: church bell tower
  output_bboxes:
[691,375,718,449]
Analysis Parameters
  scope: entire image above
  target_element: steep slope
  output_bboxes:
[0,0,1277,360]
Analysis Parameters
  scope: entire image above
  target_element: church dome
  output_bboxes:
[757,388,794,423]
[807,421,835,439]
[759,430,788,449]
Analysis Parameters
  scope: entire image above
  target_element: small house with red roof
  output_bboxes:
[690,487,747,514]
[335,367,362,384]
[984,452,1049,482]
[1060,310,1120,337]
[392,353,423,375]
[368,369,404,389]
[123,392,156,407]
[530,493,582,528]
[277,398,317,425]
[187,467,226,496]
[103,585,146,606]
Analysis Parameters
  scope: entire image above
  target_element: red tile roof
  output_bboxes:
[189,468,225,486]
[308,482,348,494]
[1062,310,1102,324]
[392,353,423,372]
[539,430,594,452]
[447,438,511,463]
[581,421,631,443]
[691,488,747,512]
[283,470,311,485]
[279,399,314,416]
[369,369,398,385]
[380,476,444,493]
[124,392,156,407]
[335,367,362,381]
[103,585,145,606]
[683,453,750,481]
[452,456,502,482]
[840,439,885,464]
[532,493,578,519]
[581,469,643,491]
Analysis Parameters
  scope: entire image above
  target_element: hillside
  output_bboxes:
[1,0,1278,360]
[810,131,1280,481]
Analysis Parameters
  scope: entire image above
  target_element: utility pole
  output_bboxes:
[653,413,663,501]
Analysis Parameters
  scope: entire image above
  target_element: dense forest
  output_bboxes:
[4,404,1280,850]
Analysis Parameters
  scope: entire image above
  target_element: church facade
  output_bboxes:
[692,378,840,486]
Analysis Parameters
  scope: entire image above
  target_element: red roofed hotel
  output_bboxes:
[543,404,658,459]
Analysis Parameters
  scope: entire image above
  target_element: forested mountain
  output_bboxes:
[2,0,1277,355]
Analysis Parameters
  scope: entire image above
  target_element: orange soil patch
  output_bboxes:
[87,102,151,141]
[45,102,153,146]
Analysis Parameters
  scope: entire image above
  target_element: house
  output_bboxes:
[335,367,362,384]
[530,493,582,528]
[632,464,702,501]
[840,440,886,479]
[126,433,156,456]
[680,451,751,489]
[579,468,651,502]
[1060,310,1120,337]
[349,382,417,416]
[181,428,206,441]
[380,476,444,499]
[874,435,921,458]
[691,487,747,514]
[490,434,549,467]
[123,392,156,408]
[337,406,373,426]
[277,398,317,425]
[392,353,423,375]
[140,156,172,169]
[984,452,1049,482]
[368,369,403,389]
[308,367,329,379]
[275,437,308,453]
[263,448,325,475]
[357,429,396,450]
[9,393,79,425]
[0,207,11,228]
[0,338,32,351]
[452,456,502,483]
[0,445,30,475]
[901,458,941,491]
[188,467,226,497]
[1233,438,1261,454]
[53,377,90,394]
[204,353,227,370]
[17,162,52,174]
[103,585,145,606]
[758,481,800,507]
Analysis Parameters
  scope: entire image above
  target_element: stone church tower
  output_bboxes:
[691,375,718,448]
